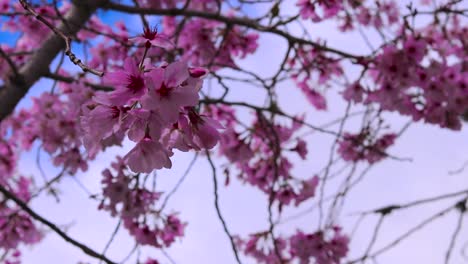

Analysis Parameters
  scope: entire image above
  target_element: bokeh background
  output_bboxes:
[1,0,467,263]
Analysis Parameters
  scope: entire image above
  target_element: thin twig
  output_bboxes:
[99,220,122,264]
[18,0,103,76]
[206,151,243,264]
[159,153,198,212]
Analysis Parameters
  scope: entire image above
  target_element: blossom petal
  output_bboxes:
[164,61,189,87]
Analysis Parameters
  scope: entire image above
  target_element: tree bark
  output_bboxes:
[0,1,105,121]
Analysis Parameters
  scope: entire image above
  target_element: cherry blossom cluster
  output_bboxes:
[0,89,83,256]
[99,157,185,248]
[206,105,319,208]
[296,0,400,32]
[0,81,96,262]
[290,0,404,113]
[81,54,222,173]
[0,1,261,258]
[337,130,397,164]
[0,0,465,263]
[144,258,160,264]
[296,0,343,23]
[136,0,220,11]
[0,139,16,181]
[0,99,44,258]
[2,250,22,264]
[2,83,93,175]
[0,0,131,78]
[355,30,467,130]
[352,1,399,30]
[289,45,344,111]
[84,16,259,74]
[3,2,62,45]
[0,207,42,250]
[0,1,70,79]
[0,177,42,252]
[168,17,259,69]
[236,226,349,264]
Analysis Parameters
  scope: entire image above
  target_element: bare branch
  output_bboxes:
[206,151,243,264]
[0,183,117,264]
[102,2,361,60]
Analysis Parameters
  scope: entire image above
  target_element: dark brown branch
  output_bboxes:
[0,184,117,264]
[0,47,19,78]
[102,3,361,60]
[348,203,457,263]
[43,72,114,91]
[200,98,339,136]
[350,188,468,216]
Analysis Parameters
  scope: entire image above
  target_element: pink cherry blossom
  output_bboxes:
[130,26,174,49]
[125,137,172,173]
[142,61,199,124]
[295,175,319,206]
[145,258,160,264]
[103,57,147,105]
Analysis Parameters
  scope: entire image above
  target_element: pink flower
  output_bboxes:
[289,228,349,264]
[131,26,174,49]
[295,175,319,206]
[0,0,10,12]
[299,82,327,110]
[121,189,160,218]
[403,37,427,62]
[124,221,160,247]
[126,109,165,142]
[342,82,364,103]
[142,61,199,124]
[238,234,288,263]
[0,141,15,181]
[337,132,397,164]
[366,133,397,163]
[145,258,160,264]
[277,185,296,206]
[103,57,147,105]
[292,139,308,159]
[81,104,125,156]
[297,0,319,21]
[219,128,253,163]
[161,115,194,152]
[296,0,342,22]
[159,214,186,246]
[122,214,185,248]
[0,210,43,249]
[100,168,131,217]
[186,109,222,150]
[124,137,172,173]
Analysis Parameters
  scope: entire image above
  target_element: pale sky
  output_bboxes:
[8,1,468,264]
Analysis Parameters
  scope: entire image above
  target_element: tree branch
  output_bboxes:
[102,2,361,60]
[0,184,117,264]
[0,0,106,121]
[18,0,104,77]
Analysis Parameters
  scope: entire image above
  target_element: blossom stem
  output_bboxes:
[139,46,150,70]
